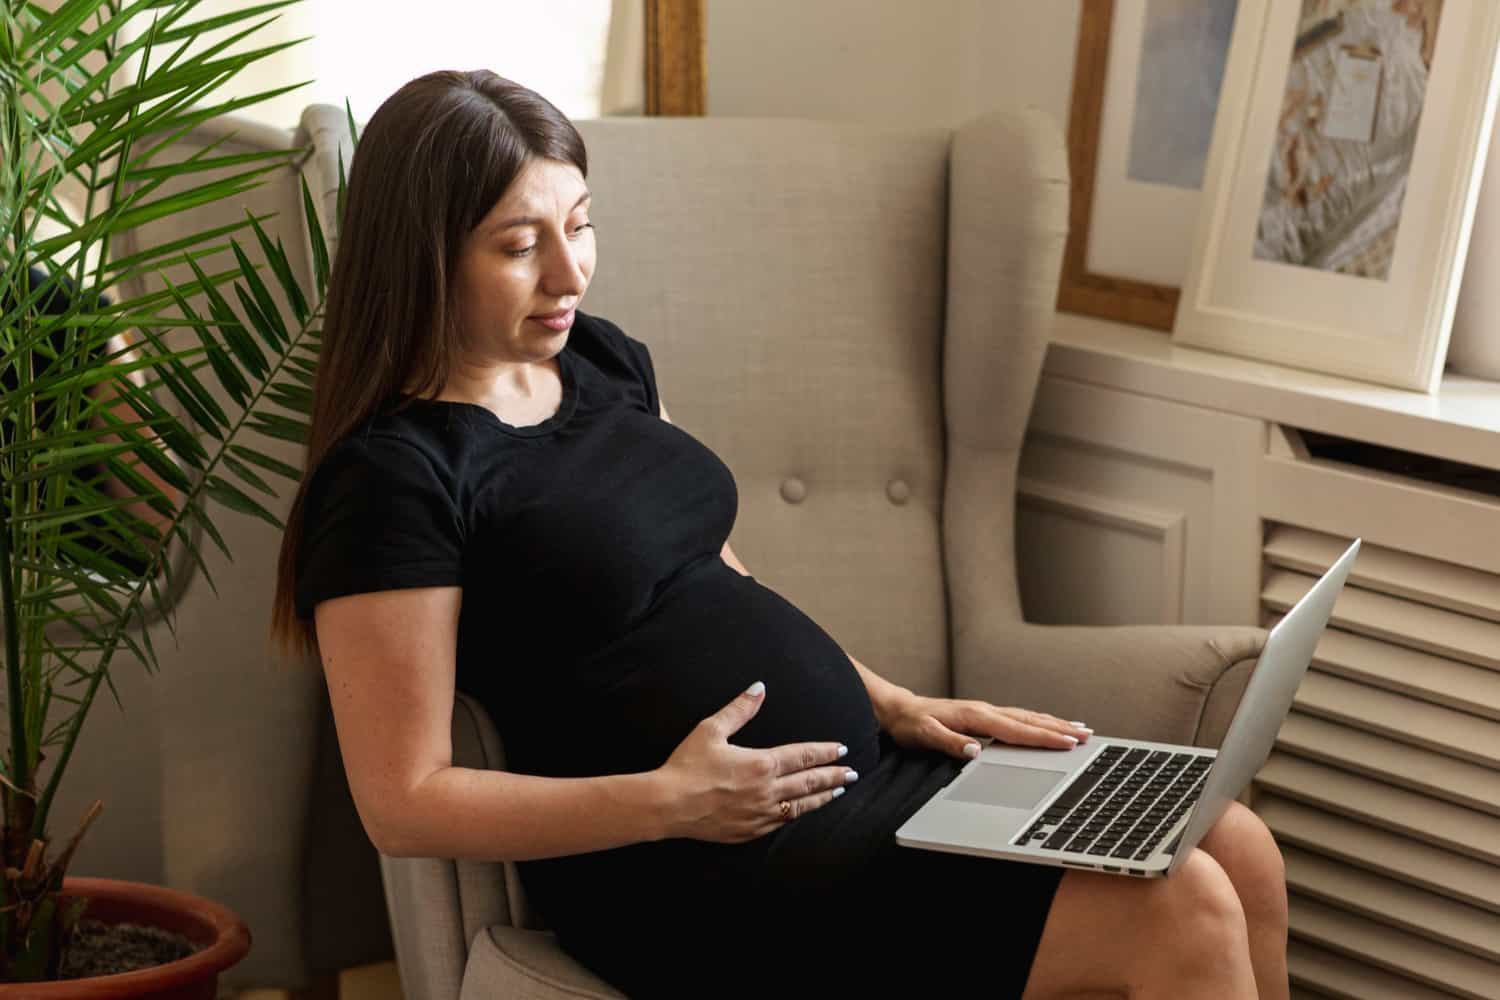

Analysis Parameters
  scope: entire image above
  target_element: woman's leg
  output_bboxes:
[1197,801,1290,1000]
[1020,849,1258,999]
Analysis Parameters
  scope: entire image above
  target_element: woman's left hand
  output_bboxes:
[880,693,1092,761]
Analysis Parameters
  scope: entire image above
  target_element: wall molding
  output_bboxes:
[1018,476,1186,624]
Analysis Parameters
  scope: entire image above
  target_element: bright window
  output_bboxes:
[124,1,620,127]
[310,0,615,122]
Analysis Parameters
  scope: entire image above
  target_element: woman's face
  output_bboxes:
[452,157,595,364]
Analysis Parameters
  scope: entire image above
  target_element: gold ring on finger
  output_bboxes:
[779,800,792,820]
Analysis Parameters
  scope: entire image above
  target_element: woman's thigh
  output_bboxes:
[761,837,1066,996]
[1020,848,1255,999]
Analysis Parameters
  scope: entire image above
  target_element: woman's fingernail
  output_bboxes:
[1070,721,1088,728]
[837,744,849,758]
[963,742,981,759]
[746,681,765,697]
[1062,735,1079,745]
[832,787,845,798]
[845,770,859,783]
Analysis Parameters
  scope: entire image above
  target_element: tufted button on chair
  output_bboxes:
[344,107,1268,999]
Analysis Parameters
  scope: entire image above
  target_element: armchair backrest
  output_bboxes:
[573,111,1067,698]
[578,116,930,699]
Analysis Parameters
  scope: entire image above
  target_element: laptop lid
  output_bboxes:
[1164,537,1360,874]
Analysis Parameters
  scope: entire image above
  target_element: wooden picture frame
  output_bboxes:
[645,0,706,116]
[1058,0,1180,331]
[1058,1,1241,332]
[1176,0,1500,393]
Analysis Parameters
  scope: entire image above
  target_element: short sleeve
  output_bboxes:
[592,314,660,417]
[625,333,661,417]
[295,434,465,620]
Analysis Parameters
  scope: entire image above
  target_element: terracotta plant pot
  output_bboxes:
[9,876,251,998]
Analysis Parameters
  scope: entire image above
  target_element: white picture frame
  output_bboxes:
[1175,0,1500,392]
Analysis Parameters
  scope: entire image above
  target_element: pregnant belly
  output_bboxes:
[526,559,881,782]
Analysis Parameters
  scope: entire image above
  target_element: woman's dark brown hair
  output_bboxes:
[268,69,588,661]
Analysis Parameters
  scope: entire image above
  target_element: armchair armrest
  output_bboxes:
[952,623,1267,748]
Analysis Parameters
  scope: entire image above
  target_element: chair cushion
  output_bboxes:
[460,925,627,1000]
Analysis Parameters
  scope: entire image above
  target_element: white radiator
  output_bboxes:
[1255,524,1500,1000]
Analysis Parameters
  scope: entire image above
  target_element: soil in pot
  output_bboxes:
[57,918,200,978]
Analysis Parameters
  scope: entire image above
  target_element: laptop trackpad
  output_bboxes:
[947,764,1069,809]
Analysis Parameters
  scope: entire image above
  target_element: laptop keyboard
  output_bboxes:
[1015,745,1213,862]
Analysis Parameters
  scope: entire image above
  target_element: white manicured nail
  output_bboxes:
[837,745,848,758]
[832,787,845,798]
[746,681,765,697]
[1063,735,1078,745]
[963,742,981,759]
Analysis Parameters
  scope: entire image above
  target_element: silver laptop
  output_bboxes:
[895,538,1360,878]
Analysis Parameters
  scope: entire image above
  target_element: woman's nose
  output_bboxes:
[542,235,588,294]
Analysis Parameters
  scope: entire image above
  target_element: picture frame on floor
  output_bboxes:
[1174,0,1500,392]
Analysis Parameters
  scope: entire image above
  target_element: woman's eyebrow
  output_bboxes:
[492,191,592,232]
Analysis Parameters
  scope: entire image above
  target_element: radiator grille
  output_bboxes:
[1257,524,1500,1000]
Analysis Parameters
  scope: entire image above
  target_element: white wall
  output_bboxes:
[705,0,1082,133]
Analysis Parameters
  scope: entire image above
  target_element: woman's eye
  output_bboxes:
[504,223,593,259]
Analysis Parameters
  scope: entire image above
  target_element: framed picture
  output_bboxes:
[1058,0,1241,330]
[1175,0,1500,392]
[644,0,706,115]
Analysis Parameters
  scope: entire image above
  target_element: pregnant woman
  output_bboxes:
[270,70,1289,999]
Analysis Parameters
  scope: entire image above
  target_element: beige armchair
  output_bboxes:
[363,108,1267,999]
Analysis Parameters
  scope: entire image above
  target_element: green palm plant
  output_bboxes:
[0,0,348,980]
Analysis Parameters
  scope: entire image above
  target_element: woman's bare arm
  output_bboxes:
[392,755,671,860]
[316,586,674,860]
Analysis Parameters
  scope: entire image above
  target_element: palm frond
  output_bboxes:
[227,442,298,481]
[102,210,273,277]
[247,213,306,322]
[4,0,364,889]
[298,173,328,290]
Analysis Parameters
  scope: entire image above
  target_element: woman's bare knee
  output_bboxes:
[1199,803,1287,928]
[1165,850,1253,979]
[1022,853,1254,999]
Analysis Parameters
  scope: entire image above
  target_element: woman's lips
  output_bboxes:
[528,309,574,332]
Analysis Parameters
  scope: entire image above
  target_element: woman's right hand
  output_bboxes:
[656,681,857,843]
